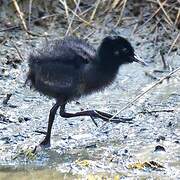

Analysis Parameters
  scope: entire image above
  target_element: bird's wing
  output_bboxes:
[60,38,96,68]
[30,58,78,97]
[28,37,96,95]
[31,38,96,69]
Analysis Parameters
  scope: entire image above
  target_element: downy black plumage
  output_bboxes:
[27,36,146,147]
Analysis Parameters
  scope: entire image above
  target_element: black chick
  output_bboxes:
[27,36,145,147]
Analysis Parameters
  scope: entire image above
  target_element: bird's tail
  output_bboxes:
[24,54,36,88]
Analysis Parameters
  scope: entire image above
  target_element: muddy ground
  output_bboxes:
[0,3,180,179]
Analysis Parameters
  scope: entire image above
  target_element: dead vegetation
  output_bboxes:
[0,0,179,40]
[0,0,180,54]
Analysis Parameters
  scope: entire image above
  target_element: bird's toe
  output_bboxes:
[110,116,134,124]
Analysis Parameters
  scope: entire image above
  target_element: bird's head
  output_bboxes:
[98,36,146,66]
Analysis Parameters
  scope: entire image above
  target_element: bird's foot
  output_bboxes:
[94,110,134,124]
[110,116,134,124]
[90,115,98,127]
[31,140,51,154]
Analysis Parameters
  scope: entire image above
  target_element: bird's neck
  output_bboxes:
[96,54,120,73]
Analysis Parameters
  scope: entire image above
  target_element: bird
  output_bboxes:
[26,36,146,148]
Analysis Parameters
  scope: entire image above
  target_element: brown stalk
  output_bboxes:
[12,0,28,34]
[12,0,46,37]
[115,0,127,27]
[10,40,24,61]
[175,9,180,27]
[59,0,93,27]
[65,0,81,35]
[168,33,180,55]
[28,0,33,29]
[135,0,167,33]
[89,0,101,22]
[156,0,173,26]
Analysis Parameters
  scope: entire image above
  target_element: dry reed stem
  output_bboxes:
[175,8,180,26]
[0,37,8,46]
[12,0,47,36]
[157,0,173,25]
[139,109,174,114]
[28,0,33,29]
[168,32,180,55]
[65,0,81,35]
[10,40,24,61]
[59,0,70,25]
[12,0,28,33]
[59,0,93,27]
[80,6,93,16]
[73,0,81,12]
[90,0,101,22]
[160,50,168,70]
[135,0,167,33]
[115,0,127,27]
[112,0,122,9]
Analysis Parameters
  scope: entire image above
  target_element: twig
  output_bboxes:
[0,25,20,32]
[59,0,93,27]
[70,6,95,34]
[33,14,61,22]
[12,0,49,37]
[34,130,47,135]
[83,30,96,40]
[139,109,174,114]
[73,0,81,12]
[89,0,101,22]
[135,0,167,33]
[12,0,28,34]
[10,40,24,61]
[147,0,179,10]
[71,24,82,34]
[168,33,180,55]
[0,14,60,33]
[175,8,180,27]
[111,0,122,9]
[3,94,12,105]
[159,50,168,70]
[131,23,138,35]
[108,66,180,122]
[59,0,70,26]
[157,0,173,26]
[28,0,33,29]
[80,6,93,16]
[145,71,159,80]
[65,0,81,36]
[115,0,127,27]
[153,69,170,73]
[0,37,8,46]
[121,20,141,29]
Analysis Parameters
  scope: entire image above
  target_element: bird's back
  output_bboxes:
[27,37,96,100]
[29,37,96,67]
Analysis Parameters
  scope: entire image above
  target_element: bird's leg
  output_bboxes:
[39,102,60,148]
[60,104,133,124]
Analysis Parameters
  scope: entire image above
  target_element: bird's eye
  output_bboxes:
[122,48,128,52]
[114,50,119,55]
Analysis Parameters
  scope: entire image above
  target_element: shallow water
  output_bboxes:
[0,19,180,179]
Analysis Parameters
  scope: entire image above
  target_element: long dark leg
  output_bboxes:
[39,102,60,147]
[60,104,133,124]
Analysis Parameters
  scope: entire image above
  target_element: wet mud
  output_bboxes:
[0,8,180,179]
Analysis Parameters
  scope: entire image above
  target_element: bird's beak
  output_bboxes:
[132,53,147,66]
